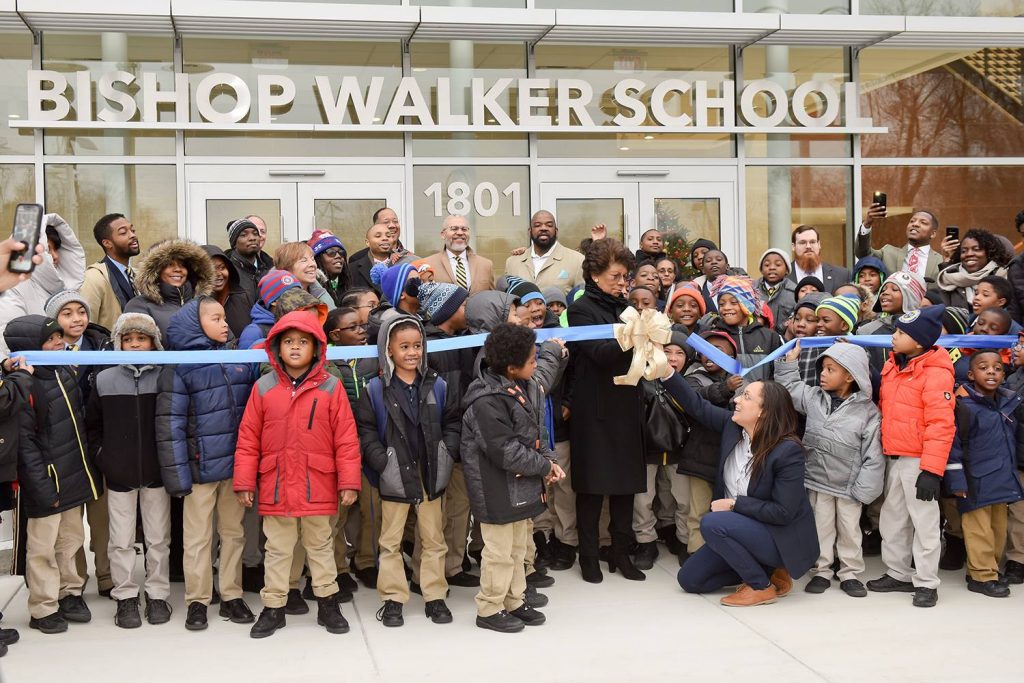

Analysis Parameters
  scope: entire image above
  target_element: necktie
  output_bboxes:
[907,248,920,274]
[455,255,468,289]
[126,265,139,296]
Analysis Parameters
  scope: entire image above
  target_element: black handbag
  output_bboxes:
[643,380,689,453]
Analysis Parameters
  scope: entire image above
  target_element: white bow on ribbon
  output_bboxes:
[613,307,673,386]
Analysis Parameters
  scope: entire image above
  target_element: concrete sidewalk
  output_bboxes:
[0,550,1021,682]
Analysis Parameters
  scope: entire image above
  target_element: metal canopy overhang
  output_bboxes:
[0,2,1023,51]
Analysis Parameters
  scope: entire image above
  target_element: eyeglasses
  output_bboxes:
[323,248,346,258]
[334,323,368,333]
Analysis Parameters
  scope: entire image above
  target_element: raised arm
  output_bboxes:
[661,371,731,433]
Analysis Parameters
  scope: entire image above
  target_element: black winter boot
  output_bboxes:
[250,607,286,638]
[316,595,350,634]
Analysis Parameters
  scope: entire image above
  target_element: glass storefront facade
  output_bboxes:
[4,2,1024,277]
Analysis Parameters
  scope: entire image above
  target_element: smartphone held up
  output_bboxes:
[8,203,44,274]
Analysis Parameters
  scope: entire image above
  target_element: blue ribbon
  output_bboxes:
[686,333,1019,378]
[16,324,617,366]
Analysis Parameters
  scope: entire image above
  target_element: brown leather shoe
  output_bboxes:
[720,584,778,607]
[770,568,793,597]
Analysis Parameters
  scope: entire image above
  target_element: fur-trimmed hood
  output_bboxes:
[134,239,214,305]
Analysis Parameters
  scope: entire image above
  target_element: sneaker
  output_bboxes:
[720,584,778,607]
[913,587,938,607]
[840,579,868,598]
[967,577,1011,598]
[57,595,91,623]
[424,599,453,624]
[219,598,255,624]
[184,602,208,631]
[509,603,546,626]
[446,571,480,588]
[526,570,555,588]
[115,597,142,629]
[524,584,548,609]
[804,576,831,594]
[1003,560,1024,585]
[316,595,350,634]
[354,566,378,589]
[633,542,659,571]
[0,628,19,646]
[866,574,915,593]
[337,572,359,595]
[241,564,265,593]
[250,607,286,639]
[29,612,68,634]
[475,610,524,633]
[284,588,309,615]
[145,597,172,625]
[376,600,404,627]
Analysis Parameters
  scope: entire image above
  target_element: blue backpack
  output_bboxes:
[363,375,447,488]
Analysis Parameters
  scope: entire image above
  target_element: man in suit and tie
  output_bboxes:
[787,225,851,294]
[80,213,141,332]
[855,204,944,282]
[421,215,495,295]
[504,210,585,296]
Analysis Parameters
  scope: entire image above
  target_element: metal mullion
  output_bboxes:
[850,45,861,267]
[527,40,539,216]
[734,42,747,267]
[174,33,186,239]
[32,30,43,205]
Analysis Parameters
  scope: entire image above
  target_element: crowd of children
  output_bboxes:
[3,226,1024,655]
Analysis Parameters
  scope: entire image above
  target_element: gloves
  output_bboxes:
[915,471,942,502]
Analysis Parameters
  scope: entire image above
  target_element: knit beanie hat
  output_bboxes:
[758,248,791,273]
[710,275,759,316]
[690,238,718,267]
[506,275,545,305]
[667,281,707,316]
[411,259,434,277]
[665,330,689,350]
[307,229,345,257]
[941,306,970,335]
[377,262,416,306]
[542,287,567,308]
[226,218,258,248]
[795,275,825,295]
[873,270,926,313]
[39,317,63,346]
[418,281,470,325]
[112,312,163,351]
[44,289,91,320]
[794,291,828,314]
[258,269,300,306]
[895,305,945,349]
[816,295,860,333]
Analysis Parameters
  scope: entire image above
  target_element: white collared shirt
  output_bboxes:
[724,431,754,499]
[446,249,471,288]
[792,262,824,285]
[903,244,931,279]
[531,243,556,277]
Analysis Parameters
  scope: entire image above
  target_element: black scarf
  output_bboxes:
[583,279,628,317]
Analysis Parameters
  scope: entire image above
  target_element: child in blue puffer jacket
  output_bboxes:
[945,349,1024,599]
[156,297,258,631]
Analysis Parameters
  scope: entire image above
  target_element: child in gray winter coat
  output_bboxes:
[776,341,884,598]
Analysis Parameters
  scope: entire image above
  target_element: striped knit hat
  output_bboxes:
[710,275,760,316]
[258,269,300,306]
[505,275,545,305]
[816,295,860,333]
[376,262,417,307]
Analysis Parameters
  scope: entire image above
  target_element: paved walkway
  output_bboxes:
[1,550,1022,682]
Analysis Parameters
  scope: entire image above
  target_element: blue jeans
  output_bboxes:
[678,511,783,592]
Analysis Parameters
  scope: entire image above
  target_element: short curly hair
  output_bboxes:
[582,238,636,282]
[955,228,1009,268]
[483,322,536,376]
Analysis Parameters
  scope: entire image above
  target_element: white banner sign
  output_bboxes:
[13,70,884,134]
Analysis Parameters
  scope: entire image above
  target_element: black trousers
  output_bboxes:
[576,493,634,559]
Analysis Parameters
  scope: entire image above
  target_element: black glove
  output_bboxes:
[915,471,942,502]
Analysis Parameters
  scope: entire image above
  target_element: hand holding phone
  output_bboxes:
[863,192,887,228]
[8,204,44,274]
[945,226,960,241]
[872,191,887,209]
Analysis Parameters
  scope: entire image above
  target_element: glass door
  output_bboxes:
[538,183,640,252]
[297,183,404,257]
[638,181,735,275]
[187,182,297,254]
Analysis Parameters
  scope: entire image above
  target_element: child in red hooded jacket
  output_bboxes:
[234,310,361,638]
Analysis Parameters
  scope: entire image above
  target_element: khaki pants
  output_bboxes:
[108,487,171,601]
[546,441,577,546]
[378,490,447,603]
[75,491,112,592]
[27,508,86,619]
[962,504,1008,582]
[289,500,355,589]
[1007,472,1024,563]
[475,520,528,617]
[183,479,245,605]
[442,464,472,577]
[355,476,382,571]
[262,515,338,608]
[809,490,864,582]
[879,457,941,589]
[684,476,714,554]
[633,464,689,544]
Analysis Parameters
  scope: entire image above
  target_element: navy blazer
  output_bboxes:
[662,373,820,577]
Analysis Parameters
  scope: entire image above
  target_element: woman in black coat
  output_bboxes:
[566,238,646,583]
[661,372,819,607]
